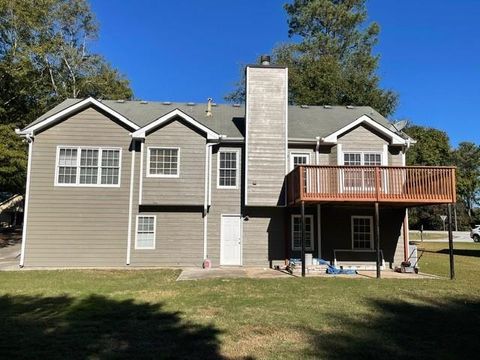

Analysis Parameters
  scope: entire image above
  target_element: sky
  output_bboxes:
[89,0,480,147]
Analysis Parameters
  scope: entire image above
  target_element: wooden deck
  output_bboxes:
[286,165,456,206]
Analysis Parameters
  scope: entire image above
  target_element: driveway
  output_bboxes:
[410,231,473,243]
[0,229,21,270]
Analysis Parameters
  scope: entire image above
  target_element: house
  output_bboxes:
[16,57,457,273]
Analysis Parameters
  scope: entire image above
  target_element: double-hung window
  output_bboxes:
[148,147,179,177]
[291,215,314,251]
[56,146,121,186]
[135,215,156,249]
[342,152,382,189]
[218,150,239,188]
[351,216,373,250]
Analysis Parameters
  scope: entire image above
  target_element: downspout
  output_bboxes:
[315,137,321,260]
[126,140,136,265]
[203,142,216,260]
[19,134,34,267]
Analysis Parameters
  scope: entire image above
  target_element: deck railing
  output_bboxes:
[286,165,456,205]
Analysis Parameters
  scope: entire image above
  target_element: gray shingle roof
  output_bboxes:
[24,98,393,140]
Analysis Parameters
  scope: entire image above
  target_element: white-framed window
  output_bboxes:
[351,216,373,250]
[135,215,156,249]
[55,146,121,187]
[147,147,180,177]
[291,215,314,251]
[218,149,239,189]
[342,152,382,189]
[289,152,310,171]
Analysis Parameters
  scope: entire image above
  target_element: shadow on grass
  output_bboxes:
[434,248,480,258]
[0,294,223,359]
[307,296,480,359]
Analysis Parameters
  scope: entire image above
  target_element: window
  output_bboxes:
[291,215,314,251]
[135,215,156,249]
[218,150,239,188]
[56,147,121,186]
[351,216,373,249]
[289,153,310,171]
[342,152,382,189]
[148,148,179,177]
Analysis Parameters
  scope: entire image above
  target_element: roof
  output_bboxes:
[23,98,401,141]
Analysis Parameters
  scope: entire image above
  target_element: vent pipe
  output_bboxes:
[206,98,213,117]
[260,55,271,66]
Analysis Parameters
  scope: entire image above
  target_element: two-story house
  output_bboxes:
[16,57,456,275]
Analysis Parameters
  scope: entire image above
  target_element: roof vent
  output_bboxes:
[233,104,241,107]
[323,105,332,109]
[140,100,148,104]
[260,55,271,66]
[116,99,125,103]
[300,105,309,109]
[162,101,172,105]
[187,102,195,106]
[346,105,355,109]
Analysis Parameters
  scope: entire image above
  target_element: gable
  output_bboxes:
[337,123,390,149]
[18,97,138,136]
[144,117,209,141]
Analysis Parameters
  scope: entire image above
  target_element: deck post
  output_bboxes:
[374,202,381,279]
[301,201,306,277]
[447,203,455,280]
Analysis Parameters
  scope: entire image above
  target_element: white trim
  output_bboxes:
[244,66,250,206]
[220,214,243,266]
[19,138,33,267]
[131,108,220,140]
[323,115,407,146]
[291,214,314,251]
[138,141,144,205]
[134,215,157,250]
[351,215,374,250]
[19,97,138,135]
[126,146,136,264]
[317,204,322,259]
[217,149,240,189]
[54,145,122,187]
[337,144,343,165]
[146,147,180,178]
[289,152,310,172]
[401,150,406,166]
[382,144,389,166]
[340,150,384,191]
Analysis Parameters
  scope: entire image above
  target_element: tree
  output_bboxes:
[226,0,398,116]
[0,0,133,194]
[403,125,451,166]
[453,142,480,221]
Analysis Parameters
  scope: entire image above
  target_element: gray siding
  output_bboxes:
[243,207,286,266]
[142,118,206,205]
[130,209,204,267]
[206,145,243,266]
[25,107,132,267]
[321,205,405,266]
[246,66,288,206]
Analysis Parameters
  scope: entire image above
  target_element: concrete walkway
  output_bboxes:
[0,242,21,270]
[177,267,439,281]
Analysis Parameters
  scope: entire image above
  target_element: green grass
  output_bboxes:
[408,231,448,240]
[1,243,479,359]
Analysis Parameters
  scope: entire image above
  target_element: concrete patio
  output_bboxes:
[176,266,440,281]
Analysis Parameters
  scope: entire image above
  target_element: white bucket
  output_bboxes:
[305,253,313,266]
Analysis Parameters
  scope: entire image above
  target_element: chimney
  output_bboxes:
[245,56,288,206]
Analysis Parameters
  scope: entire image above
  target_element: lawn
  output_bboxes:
[0,243,479,359]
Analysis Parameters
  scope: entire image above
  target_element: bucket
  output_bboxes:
[305,253,313,266]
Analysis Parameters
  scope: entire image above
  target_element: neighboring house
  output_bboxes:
[16,58,456,270]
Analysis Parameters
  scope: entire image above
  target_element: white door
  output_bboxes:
[220,215,242,265]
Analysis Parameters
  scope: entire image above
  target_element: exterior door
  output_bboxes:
[220,215,242,265]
